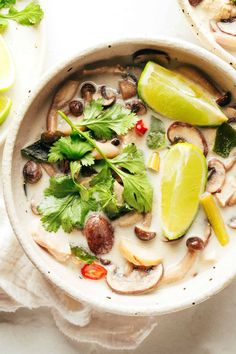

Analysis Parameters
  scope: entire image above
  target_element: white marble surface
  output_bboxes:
[1,0,236,353]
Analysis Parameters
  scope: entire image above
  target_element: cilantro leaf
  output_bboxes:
[71,246,97,264]
[111,144,145,174]
[39,175,97,232]
[146,116,166,150]
[48,135,93,162]
[70,161,81,182]
[0,0,15,9]
[119,172,153,213]
[80,153,95,166]
[0,2,44,26]
[39,195,96,233]
[79,100,138,139]
[45,176,81,198]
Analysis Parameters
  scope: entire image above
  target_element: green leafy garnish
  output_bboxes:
[0,0,15,9]
[111,144,145,174]
[213,122,236,158]
[71,246,97,264]
[48,135,93,163]
[59,111,153,213]
[39,176,97,232]
[0,2,44,26]
[146,116,166,149]
[78,99,138,139]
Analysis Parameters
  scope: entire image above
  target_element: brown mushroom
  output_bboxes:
[82,65,126,76]
[100,85,116,107]
[23,161,42,184]
[47,80,79,132]
[207,159,226,194]
[174,65,221,99]
[84,214,114,255]
[92,141,120,160]
[41,131,64,144]
[119,80,137,100]
[216,91,232,107]
[41,163,56,177]
[118,212,143,227]
[69,100,83,116]
[106,263,164,295]
[188,0,203,6]
[126,100,147,115]
[80,82,96,102]
[31,199,40,215]
[216,18,236,37]
[167,122,208,156]
[186,237,205,251]
[225,155,236,171]
[133,49,170,66]
[228,191,236,206]
[228,217,236,229]
[134,226,156,241]
[161,251,197,285]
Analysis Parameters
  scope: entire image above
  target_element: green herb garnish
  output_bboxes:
[78,99,138,139]
[146,116,166,149]
[21,139,50,162]
[0,1,44,29]
[71,246,97,264]
[0,0,15,9]
[213,122,236,158]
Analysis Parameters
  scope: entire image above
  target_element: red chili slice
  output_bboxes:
[81,263,107,280]
[135,119,148,135]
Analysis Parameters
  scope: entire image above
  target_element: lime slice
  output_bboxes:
[138,61,227,126]
[0,34,15,92]
[161,143,207,240]
[200,192,229,246]
[0,96,12,124]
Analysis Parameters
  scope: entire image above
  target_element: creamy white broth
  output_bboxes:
[24,67,236,292]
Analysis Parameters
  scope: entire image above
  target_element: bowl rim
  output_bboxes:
[3,36,236,316]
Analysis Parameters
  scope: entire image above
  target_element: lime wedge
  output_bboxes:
[200,192,229,246]
[161,143,207,240]
[0,34,15,92]
[138,61,227,126]
[0,96,12,124]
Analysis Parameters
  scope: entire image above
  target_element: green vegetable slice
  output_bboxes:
[213,122,236,158]
[71,246,97,264]
[21,140,50,162]
[0,2,44,26]
[146,116,166,149]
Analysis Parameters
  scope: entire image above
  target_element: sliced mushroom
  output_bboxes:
[126,100,147,115]
[47,80,79,132]
[32,230,71,262]
[41,163,56,177]
[228,217,236,229]
[225,155,236,171]
[134,226,156,241]
[142,213,152,228]
[99,85,116,107]
[217,17,236,36]
[207,159,226,194]
[119,238,162,266]
[161,250,197,285]
[213,29,236,49]
[119,80,137,100]
[174,65,221,99]
[228,191,236,206]
[31,199,40,215]
[23,161,42,184]
[80,82,96,102]
[118,212,143,227]
[215,176,236,207]
[106,263,164,295]
[167,122,208,156]
[133,49,170,66]
[92,141,120,160]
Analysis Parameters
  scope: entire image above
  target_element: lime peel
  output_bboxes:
[0,95,12,124]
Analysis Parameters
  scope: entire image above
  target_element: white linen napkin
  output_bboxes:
[0,196,157,350]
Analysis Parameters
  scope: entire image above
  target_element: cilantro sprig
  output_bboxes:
[0,1,44,32]
[71,246,97,264]
[58,111,153,213]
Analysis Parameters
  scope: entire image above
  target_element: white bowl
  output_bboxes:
[3,38,236,316]
[178,0,236,68]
